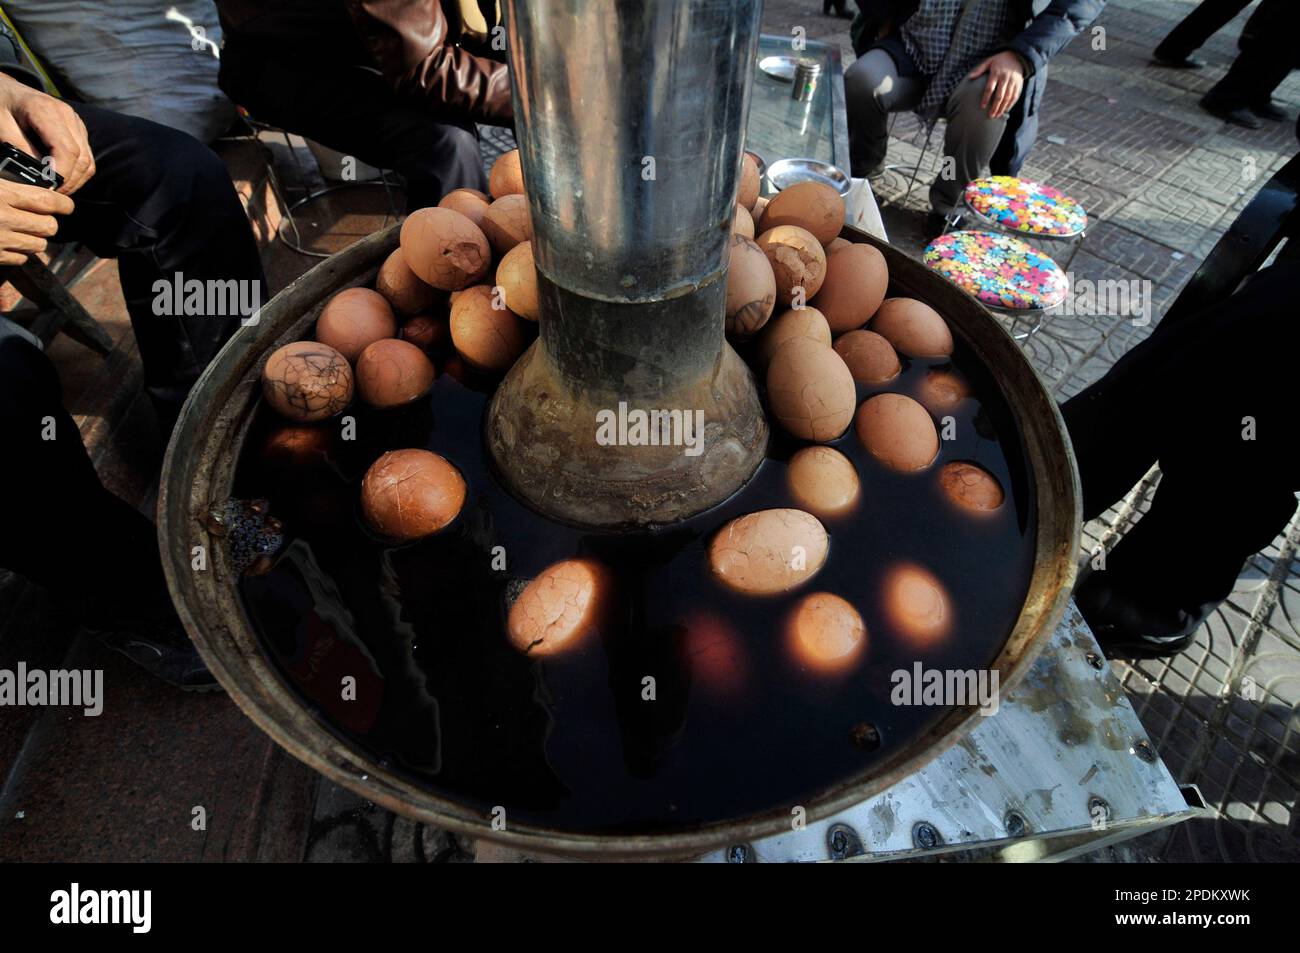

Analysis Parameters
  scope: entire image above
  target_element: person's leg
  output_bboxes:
[844,48,925,178]
[220,46,488,208]
[52,103,266,434]
[930,76,1009,215]
[1154,0,1253,62]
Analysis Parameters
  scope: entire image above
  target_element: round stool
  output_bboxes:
[948,175,1088,272]
[923,230,1069,340]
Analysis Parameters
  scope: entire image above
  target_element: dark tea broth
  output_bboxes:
[235,324,1036,833]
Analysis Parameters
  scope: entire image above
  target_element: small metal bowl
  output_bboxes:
[766,157,852,196]
[758,55,798,82]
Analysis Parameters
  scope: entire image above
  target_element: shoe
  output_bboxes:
[1200,96,1263,129]
[1152,46,1205,69]
[1074,571,1200,659]
[83,612,221,692]
[1251,100,1288,121]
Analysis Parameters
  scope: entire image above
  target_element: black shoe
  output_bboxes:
[1251,99,1288,121]
[1200,96,1263,129]
[1074,571,1200,659]
[84,613,220,692]
[1152,46,1205,69]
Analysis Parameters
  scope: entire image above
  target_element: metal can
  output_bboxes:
[792,57,821,102]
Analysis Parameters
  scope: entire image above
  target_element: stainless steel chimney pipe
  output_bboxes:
[486,0,769,529]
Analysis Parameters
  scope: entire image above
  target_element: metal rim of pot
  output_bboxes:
[158,222,1081,859]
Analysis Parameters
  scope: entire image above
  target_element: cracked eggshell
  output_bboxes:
[811,243,889,333]
[883,562,953,646]
[917,367,971,412]
[940,461,1005,514]
[400,314,447,352]
[855,393,939,472]
[507,558,609,656]
[738,151,761,210]
[761,181,846,245]
[262,341,354,422]
[683,612,748,697]
[725,235,777,340]
[766,338,856,442]
[449,285,527,372]
[489,149,525,199]
[786,446,860,519]
[834,329,900,385]
[871,297,954,358]
[708,507,828,595]
[355,337,436,408]
[481,194,534,256]
[755,306,832,371]
[786,592,867,674]
[756,225,827,307]
[496,240,540,321]
[399,207,491,291]
[437,188,491,229]
[315,287,396,363]
[361,448,465,541]
[375,248,438,318]
[733,203,755,239]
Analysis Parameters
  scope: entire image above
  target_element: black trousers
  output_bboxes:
[1203,0,1300,109]
[1156,0,1253,57]
[0,103,264,622]
[218,41,489,211]
[1062,260,1299,620]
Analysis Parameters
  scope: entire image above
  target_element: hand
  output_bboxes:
[969,51,1026,120]
[0,177,74,266]
[0,73,95,195]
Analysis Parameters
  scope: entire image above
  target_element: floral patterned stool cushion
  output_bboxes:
[962,176,1087,237]
[923,230,1069,312]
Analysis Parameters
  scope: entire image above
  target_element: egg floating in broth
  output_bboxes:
[360,448,465,542]
[855,393,939,472]
[355,338,436,409]
[833,329,900,385]
[261,341,353,422]
[786,446,860,519]
[786,592,867,675]
[507,558,610,657]
[883,562,953,647]
[766,338,856,442]
[871,297,954,358]
[708,508,828,596]
[940,461,1005,514]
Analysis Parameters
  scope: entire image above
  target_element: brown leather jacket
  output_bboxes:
[216,0,513,126]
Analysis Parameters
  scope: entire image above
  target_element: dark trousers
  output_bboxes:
[1204,0,1300,109]
[218,42,489,211]
[0,104,264,622]
[1062,260,1299,622]
[1156,0,1253,57]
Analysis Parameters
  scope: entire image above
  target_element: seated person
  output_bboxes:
[214,0,514,210]
[845,0,1104,229]
[0,72,267,688]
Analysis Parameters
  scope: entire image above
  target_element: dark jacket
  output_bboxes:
[215,0,513,126]
[851,0,1105,175]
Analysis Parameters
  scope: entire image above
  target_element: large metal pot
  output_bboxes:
[158,222,1081,858]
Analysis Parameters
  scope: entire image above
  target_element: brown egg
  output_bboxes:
[855,393,939,472]
[449,285,527,372]
[916,367,971,412]
[262,341,353,422]
[261,424,336,477]
[399,207,491,291]
[709,508,828,595]
[787,592,867,674]
[355,338,436,408]
[787,446,860,518]
[361,448,465,540]
[834,329,900,385]
[375,248,437,318]
[400,314,447,352]
[883,562,953,646]
[489,149,525,199]
[738,151,761,211]
[826,237,851,254]
[725,235,777,340]
[315,287,396,362]
[481,194,534,256]
[496,240,540,321]
[755,306,832,371]
[756,226,827,307]
[507,558,609,656]
[683,612,748,697]
[752,195,770,230]
[871,297,954,358]
[733,203,755,239]
[940,461,1005,514]
[811,243,889,333]
[762,181,846,245]
[437,188,491,229]
[766,338,856,442]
